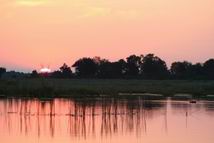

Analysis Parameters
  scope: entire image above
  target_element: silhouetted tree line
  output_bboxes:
[1,54,214,80]
[68,54,214,79]
[0,68,27,79]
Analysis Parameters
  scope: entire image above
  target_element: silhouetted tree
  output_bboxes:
[115,59,127,76]
[60,63,73,78]
[31,70,39,78]
[203,59,214,79]
[0,67,6,78]
[97,59,126,78]
[97,59,111,78]
[189,63,204,79]
[125,55,142,77]
[72,58,98,77]
[140,54,169,79]
[170,61,192,79]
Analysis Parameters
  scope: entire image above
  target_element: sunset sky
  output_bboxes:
[1,0,214,72]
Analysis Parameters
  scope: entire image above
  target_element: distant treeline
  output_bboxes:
[1,54,214,80]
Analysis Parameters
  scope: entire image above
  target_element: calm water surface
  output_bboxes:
[0,98,214,143]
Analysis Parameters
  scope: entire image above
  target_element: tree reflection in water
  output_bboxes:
[0,98,166,139]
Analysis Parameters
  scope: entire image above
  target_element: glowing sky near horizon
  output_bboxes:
[0,0,214,71]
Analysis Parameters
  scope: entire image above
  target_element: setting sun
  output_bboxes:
[40,67,51,73]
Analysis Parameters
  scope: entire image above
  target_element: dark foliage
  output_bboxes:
[125,55,142,77]
[189,63,205,79]
[141,54,169,79]
[72,58,98,77]
[1,71,27,79]
[170,61,192,79]
[170,61,208,79]
[59,63,73,78]
[0,67,6,78]
[31,70,39,78]
[97,59,126,78]
[203,59,214,79]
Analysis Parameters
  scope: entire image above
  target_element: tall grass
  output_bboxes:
[0,79,214,98]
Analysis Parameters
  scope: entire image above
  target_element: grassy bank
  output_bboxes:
[0,79,214,98]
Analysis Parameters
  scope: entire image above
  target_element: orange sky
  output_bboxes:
[1,0,214,72]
